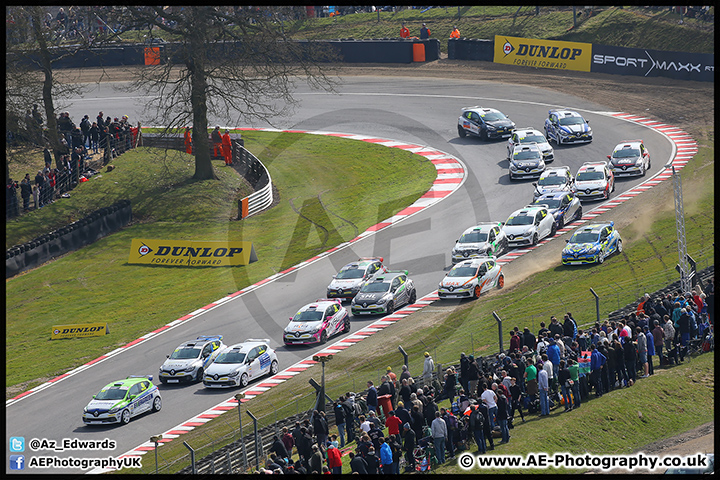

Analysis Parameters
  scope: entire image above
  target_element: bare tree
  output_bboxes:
[5,6,117,168]
[120,6,340,180]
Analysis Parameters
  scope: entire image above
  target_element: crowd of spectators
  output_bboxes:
[251,280,713,474]
[7,108,138,220]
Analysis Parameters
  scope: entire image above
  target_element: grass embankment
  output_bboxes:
[290,6,713,54]
[5,131,436,393]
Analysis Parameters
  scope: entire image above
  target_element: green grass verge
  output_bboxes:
[5,131,436,392]
[288,6,713,54]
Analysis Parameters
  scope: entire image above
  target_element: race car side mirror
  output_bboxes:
[607,155,611,160]
[166,355,170,358]
[565,239,569,243]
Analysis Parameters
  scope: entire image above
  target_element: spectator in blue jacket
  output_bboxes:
[590,345,606,397]
[380,437,393,474]
[547,337,561,382]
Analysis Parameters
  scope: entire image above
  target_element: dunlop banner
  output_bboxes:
[52,323,109,340]
[494,35,592,72]
[128,239,258,266]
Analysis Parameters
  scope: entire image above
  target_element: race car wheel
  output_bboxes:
[320,331,328,344]
[409,289,417,305]
[240,373,249,388]
[617,239,623,253]
[457,125,467,138]
[152,396,162,413]
[120,409,131,425]
[342,318,350,333]
[641,164,646,176]
[159,378,167,385]
[550,222,557,237]
[195,368,203,383]
[497,274,505,289]
[473,285,482,299]
[575,206,583,222]
[386,302,395,315]
[612,182,615,193]
[480,129,488,141]
[270,360,279,376]
[598,254,604,264]
[557,217,565,230]
[532,233,539,246]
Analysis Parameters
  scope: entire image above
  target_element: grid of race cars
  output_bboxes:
[83,106,635,426]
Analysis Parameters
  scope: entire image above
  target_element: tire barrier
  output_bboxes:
[6,199,132,278]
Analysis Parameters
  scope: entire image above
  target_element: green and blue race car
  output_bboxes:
[82,375,161,425]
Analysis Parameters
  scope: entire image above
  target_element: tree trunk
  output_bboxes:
[188,15,217,181]
[30,7,62,158]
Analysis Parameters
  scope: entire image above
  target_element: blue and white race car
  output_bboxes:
[532,191,583,230]
[283,299,350,345]
[544,109,592,145]
[83,376,161,425]
[203,340,279,388]
[158,335,225,384]
[562,222,622,265]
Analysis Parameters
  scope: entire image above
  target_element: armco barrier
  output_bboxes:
[6,200,132,278]
[139,132,272,220]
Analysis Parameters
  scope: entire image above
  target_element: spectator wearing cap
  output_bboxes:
[420,22,430,39]
[422,352,435,384]
[401,423,416,471]
[399,364,411,382]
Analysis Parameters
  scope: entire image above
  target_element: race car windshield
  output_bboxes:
[613,148,640,158]
[94,388,127,401]
[576,171,605,181]
[505,215,533,226]
[559,117,585,126]
[570,232,600,243]
[458,232,488,243]
[535,198,562,208]
[481,112,507,121]
[336,268,364,279]
[538,176,568,186]
[514,150,541,160]
[519,134,545,144]
[292,310,324,322]
[448,266,480,277]
[361,282,391,293]
[214,351,246,364]
[169,347,202,360]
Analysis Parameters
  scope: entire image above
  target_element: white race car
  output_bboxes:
[607,139,651,177]
[283,299,350,345]
[574,161,615,200]
[532,166,574,201]
[203,339,279,388]
[507,127,554,163]
[438,258,504,300]
[502,205,556,247]
[326,257,387,300]
[451,222,509,264]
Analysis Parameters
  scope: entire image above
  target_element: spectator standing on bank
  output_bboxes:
[422,352,434,385]
[184,126,192,154]
[645,325,655,376]
[450,25,460,38]
[567,358,581,409]
[399,22,409,38]
[380,438,393,474]
[431,411,447,464]
[366,381,378,413]
[89,122,99,154]
[327,444,342,474]
[469,405,486,453]
[496,390,510,444]
[467,355,481,397]
[333,400,346,448]
[80,115,91,147]
[401,424,416,472]
[591,344,607,396]
[211,125,223,158]
[222,129,232,165]
[20,174,32,212]
[420,23,430,39]
[34,170,46,208]
[480,383,498,428]
[537,366,550,416]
